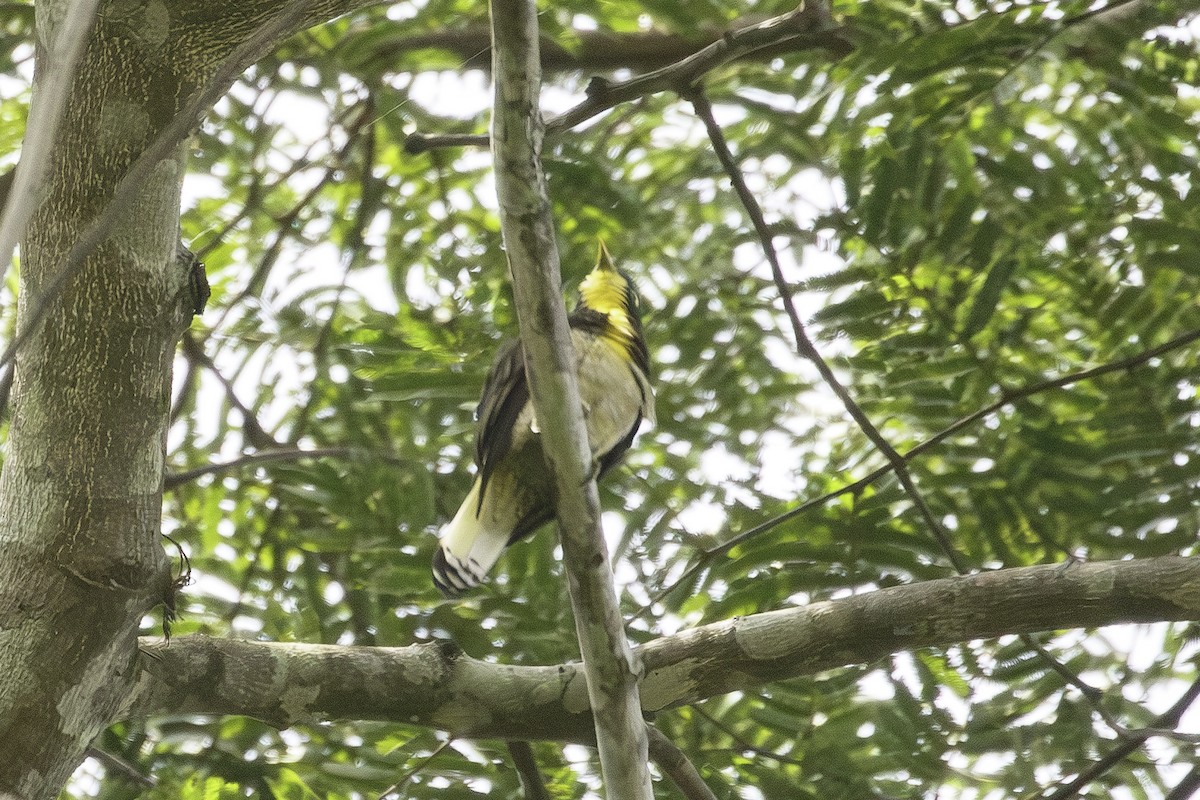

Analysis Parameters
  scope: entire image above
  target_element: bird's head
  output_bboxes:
[577,240,641,320]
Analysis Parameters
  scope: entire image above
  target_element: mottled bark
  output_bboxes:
[0,1,375,796]
[131,557,1200,741]
[488,0,653,796]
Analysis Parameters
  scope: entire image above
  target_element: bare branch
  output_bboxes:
[1044,676,1200,800]
[131,557,1200,740]
[489,0,651,795]
[687,88,968,572]
[180,334,280,450]
[506,741,551,800]
[692,706,805,767]
[163,446,378,490]
[378,739,451,799]
[646,726,718,800]
[405,3,846,155]
[83,747,154,788]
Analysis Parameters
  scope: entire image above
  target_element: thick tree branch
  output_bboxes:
[488,0,652,795]
[130,557,1200,740]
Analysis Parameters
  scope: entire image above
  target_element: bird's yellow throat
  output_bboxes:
[578,248,639,351]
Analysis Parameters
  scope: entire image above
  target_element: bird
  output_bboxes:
[432,242,655,596]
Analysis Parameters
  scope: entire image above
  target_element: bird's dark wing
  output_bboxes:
[474,338,530,509]
[597,411,642,477]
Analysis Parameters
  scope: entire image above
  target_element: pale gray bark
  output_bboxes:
[0,1,378,796]
[129,557,1200,740]
[0,0,100,282]
[488,0,652,796]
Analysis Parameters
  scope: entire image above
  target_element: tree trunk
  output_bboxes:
[0,4,190,793]
[0,1,372,794]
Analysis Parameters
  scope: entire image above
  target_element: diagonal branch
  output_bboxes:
[1043,676,1200,800]
[180,333,280,450]
[685,83,1182,785]
[505,741,551,800]
[649,323,1200,605]
[646,726,719,800]
[692,705,806,767]
[687,87,969,572]
[1166,764,1200,800]
[0,0,312,385]
[684,76,1200,788]
[405,2,846,154]
[488,0,652,795]
[377,738,451,799]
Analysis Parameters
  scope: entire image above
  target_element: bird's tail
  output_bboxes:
[432,480,510,596]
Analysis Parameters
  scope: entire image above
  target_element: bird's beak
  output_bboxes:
[595,240,616,272]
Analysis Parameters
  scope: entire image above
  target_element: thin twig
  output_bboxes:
[687,87,969,573]
[957,0,1154,121]
[404,132,490,153]
[1042,677,1200,800]
[506,741,551,800]
[180,333,279,450]
[203,103,369,340]
[378,739,451,799]
[1018,635,1105,705]
[85,746,155,788]
[646,725,719,800]
[647,316,1200,608]
[164,446,381,490]
[405,2,845,154]
[692,706,806,767]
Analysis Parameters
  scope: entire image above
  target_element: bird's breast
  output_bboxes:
[572,328,652,456]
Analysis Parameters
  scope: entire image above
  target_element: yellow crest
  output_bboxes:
[578,241,633,316]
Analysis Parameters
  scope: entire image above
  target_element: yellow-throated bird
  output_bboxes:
[432,243,654,596]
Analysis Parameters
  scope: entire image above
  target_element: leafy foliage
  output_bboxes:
[3,0,1200,797]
